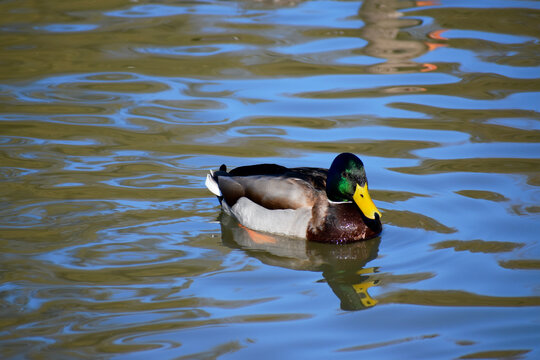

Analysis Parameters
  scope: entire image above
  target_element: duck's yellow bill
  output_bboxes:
[353,184,381,220]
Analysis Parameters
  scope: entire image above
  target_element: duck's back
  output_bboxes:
[228,164,328,190]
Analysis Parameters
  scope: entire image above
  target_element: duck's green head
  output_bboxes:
[326,153,381,220]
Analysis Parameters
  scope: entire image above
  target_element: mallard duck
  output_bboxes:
[205,153,382,244]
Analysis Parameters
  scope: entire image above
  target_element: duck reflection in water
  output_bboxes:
[359,0,445,74]
[219,213,381,311]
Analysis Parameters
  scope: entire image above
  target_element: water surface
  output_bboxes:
[1,0,540,358]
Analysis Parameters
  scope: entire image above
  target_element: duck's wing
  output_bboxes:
[213,164,327,211]
[290,167,328,191]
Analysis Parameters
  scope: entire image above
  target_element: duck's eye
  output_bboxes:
[360,194,364,198]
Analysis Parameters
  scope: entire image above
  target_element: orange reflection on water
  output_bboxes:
[239,223,277,244]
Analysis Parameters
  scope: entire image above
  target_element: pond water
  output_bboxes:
[1,0,540,358]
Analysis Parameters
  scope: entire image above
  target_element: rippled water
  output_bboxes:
[2,0,540,358]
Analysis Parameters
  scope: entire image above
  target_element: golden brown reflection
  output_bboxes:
[338,333,439,352]
[458,350,531,360]
[358,0,446,74]
[219,213,381,310]
[379,289,540,307]
[499,259,540,270]
[432,239,524,254]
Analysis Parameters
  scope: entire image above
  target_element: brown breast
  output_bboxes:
[307,202,382,244]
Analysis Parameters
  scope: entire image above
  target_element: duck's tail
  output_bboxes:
[205,164,227,197]
[205,170,222,197]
